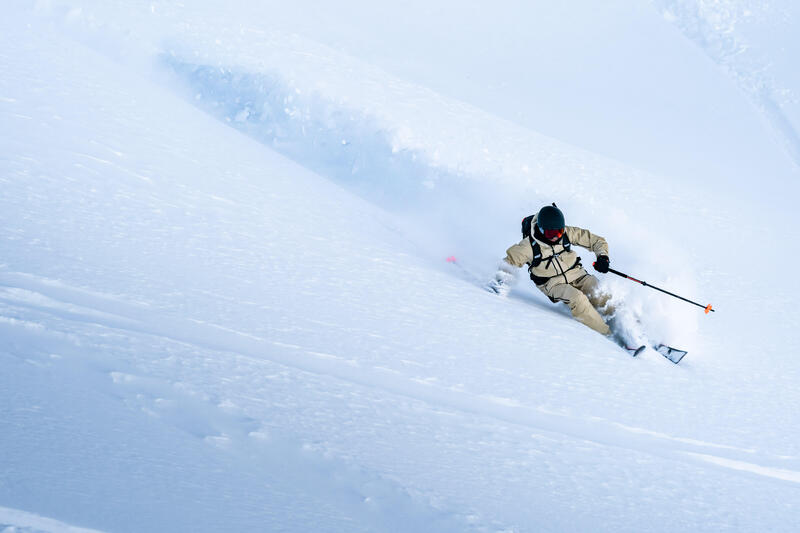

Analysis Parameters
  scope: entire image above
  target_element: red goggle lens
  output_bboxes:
[544,228,564,240]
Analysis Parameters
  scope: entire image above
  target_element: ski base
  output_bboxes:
[654,344,688,364]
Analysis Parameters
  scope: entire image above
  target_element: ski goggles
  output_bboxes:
[543,228,565,240]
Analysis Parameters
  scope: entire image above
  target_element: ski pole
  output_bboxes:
[597,265,715,314]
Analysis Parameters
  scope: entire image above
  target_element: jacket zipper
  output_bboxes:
[549,244,569,284]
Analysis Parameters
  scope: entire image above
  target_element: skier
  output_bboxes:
[488,204,614,336]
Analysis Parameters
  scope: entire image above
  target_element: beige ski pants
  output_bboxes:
[539,273,612,335]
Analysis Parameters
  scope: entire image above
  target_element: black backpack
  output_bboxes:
[521,214,536,241]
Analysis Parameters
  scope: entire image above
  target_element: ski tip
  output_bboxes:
[655,344,688,364]
[705,304,714,314]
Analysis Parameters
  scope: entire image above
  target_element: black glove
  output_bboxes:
[593,255,610,273]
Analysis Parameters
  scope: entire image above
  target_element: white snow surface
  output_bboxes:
[2,1,799,531]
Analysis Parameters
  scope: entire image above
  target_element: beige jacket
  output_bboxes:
[505,216,608,291]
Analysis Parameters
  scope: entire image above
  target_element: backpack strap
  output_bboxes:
[529,241,542,267]
[521,214,543,268]
[562,232,571,252]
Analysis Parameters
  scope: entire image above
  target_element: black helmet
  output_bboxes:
[536,205,565,231]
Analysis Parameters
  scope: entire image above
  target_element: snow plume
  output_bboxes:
[160,57,463,212]
[157,56,512,277]
[599,207,701,351]
[654,0,800,168]
[160,50,706,344]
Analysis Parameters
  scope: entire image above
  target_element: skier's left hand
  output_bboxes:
[593,255,610,273]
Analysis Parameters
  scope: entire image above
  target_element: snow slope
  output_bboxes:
[2,1,799,532]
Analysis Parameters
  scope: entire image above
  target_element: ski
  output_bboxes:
[625,344,647,357]
[654,344,688,364]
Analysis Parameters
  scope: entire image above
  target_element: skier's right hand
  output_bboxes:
[486,261,516,296]
[593,255,610,274]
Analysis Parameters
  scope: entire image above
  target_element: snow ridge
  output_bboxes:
[654,0,800,167]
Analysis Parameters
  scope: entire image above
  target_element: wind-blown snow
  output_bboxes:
[2,1,799,532]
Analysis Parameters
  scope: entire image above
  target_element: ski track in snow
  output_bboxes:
[0,506,105,533]
[0,275,480,532]
[2,270,798,487]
